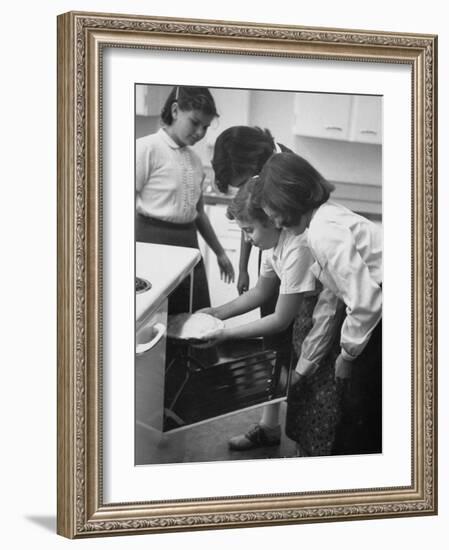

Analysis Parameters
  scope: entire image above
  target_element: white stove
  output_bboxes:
[135,242,200,464]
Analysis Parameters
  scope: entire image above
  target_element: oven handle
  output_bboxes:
[136,323,166,355]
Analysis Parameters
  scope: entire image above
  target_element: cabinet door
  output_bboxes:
[204,235,260,327]
[349,95,382,144]
[207,202,242,240]
[293,92,352,141]
[199,205,260,327]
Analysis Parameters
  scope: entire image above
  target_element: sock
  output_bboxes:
[260,402,281,429]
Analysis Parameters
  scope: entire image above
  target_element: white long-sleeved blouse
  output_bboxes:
[296,201,382,374]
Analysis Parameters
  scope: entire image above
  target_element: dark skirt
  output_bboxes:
[285,294,344,456]
[333,319,382,455]
[136,213,211,314]
[286,292,382,457]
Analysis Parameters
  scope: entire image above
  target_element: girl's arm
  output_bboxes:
[195,197,235,283]
[295,288,344,376]
[135,137,151,193]
[204,275,279,320]
[223,292,303,340]
[301,222,381,379]
[315,223,382,361]
[201,281,303,344]
[237,234,252,294]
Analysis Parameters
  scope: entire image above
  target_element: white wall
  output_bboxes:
[1,1,446,549]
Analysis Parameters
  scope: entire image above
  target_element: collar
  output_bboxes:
[274,142,282,153]
[273,228,308,259]
[272,229,290,259]
[158,127,183,149]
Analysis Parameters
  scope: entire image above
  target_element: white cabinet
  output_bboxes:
[293,93,353,141]
[199,204,260,328]
[349,96,383,145]
[293,92,382,144]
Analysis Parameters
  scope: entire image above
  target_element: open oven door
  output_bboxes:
[163,337,292,433]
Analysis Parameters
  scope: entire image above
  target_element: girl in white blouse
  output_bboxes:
[199,177,316,350]
[199,178,345,455]
[259,152,382,455]
[136,86,234,313]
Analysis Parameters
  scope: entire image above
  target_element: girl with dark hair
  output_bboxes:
[212,126,278,193]
[259,152,335,229]
[136,86,234,313]
[199,177,345,456]
[160,86,219,127]
[209,127,293,450]
[260,152,383,455]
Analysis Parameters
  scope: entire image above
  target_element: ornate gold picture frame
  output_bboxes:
[57,11,437,538]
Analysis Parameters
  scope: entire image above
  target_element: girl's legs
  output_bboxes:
[228,252,289,451]
[228,403,281,451]
[260,402,281,428]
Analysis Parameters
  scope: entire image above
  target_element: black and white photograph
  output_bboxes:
[134,83,383,466]
[54,8,437,540]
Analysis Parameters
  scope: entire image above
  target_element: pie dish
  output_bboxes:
[167,312,224,341]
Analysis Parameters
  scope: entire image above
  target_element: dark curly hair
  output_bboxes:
[259,152,335,227]
[212,126,278,193]
[160,86,219,125]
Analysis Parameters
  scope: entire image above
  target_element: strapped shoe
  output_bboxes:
[228,423,281,451]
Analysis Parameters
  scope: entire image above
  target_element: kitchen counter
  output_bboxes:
[136,242,200,329]
[202,182,236,206]
[203,192,233,206]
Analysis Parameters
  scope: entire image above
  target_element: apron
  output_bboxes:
[136,213,211,314]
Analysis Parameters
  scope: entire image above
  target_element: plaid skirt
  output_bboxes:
[285,294,343,456]
[286,294,382,457]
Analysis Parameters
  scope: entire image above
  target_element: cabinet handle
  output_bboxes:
[360,129,377,135]
[136,322,166,355]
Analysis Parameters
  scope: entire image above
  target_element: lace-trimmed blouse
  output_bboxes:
[136,128,205,223]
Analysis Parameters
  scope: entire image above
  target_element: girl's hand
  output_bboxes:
[290,371,304,386]
[195,327,226,348]
[195,307,216,316]
[237,271,250,294]
[335,353,353,380]
[289,370,307,397]
[217,252,235,284]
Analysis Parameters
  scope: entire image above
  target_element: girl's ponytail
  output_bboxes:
[161,86,218,125]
